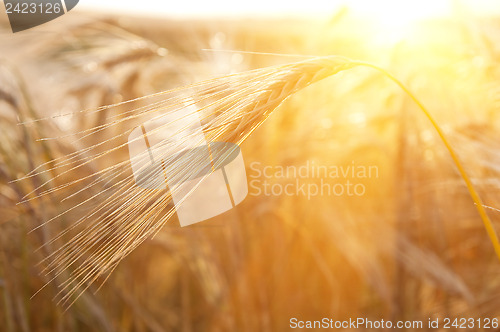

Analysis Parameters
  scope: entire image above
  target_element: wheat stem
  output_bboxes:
[352,61,500,261]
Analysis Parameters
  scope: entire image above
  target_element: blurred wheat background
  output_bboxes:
[1,3,500,331]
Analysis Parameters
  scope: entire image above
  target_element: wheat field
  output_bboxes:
[1,6,500,332]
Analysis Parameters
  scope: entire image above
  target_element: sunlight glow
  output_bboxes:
[348,0,453,27]
[344,0,453,44]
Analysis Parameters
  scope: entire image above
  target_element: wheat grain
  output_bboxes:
[20,56,354,305]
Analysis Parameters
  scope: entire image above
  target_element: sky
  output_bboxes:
[79,0,500,18]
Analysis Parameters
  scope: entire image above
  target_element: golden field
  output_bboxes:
[1,6,500,331]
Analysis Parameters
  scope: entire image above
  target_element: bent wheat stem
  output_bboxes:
[353,61,500,261]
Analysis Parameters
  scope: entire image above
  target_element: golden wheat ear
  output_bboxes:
[26,55,500,307]
[25,56,354,306]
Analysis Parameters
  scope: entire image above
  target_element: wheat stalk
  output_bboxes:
[19,55,500,306]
